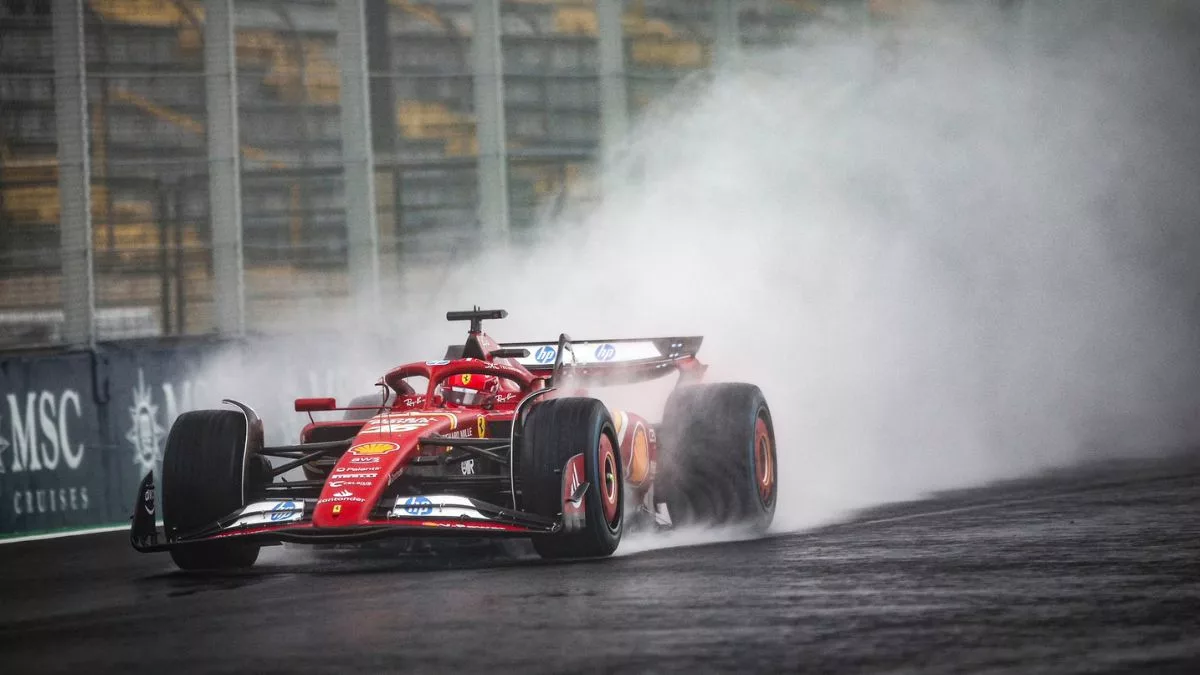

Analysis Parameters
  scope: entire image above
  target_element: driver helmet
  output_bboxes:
[442,373,499,408]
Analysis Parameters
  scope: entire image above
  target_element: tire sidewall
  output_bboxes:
[585,413,623,543]
[743,399,777,529]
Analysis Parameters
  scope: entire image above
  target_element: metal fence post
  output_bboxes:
[205,0,246,337]
[53,0,95,350]
[337,0,382,314]
[597,0,629,163]
[472,0,510,239]
[713,0,740,68]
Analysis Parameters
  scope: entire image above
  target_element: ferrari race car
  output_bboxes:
[131,309,777,570]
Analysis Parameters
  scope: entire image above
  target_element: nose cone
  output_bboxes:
[312,440,401,527]
[310,411,467,527]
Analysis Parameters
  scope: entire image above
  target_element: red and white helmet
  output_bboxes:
[441,373,499,408]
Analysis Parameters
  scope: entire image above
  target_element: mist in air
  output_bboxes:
[213,2,1200,535]
[407,2,1200,531]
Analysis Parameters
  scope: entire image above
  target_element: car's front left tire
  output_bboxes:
[518,398,623,559]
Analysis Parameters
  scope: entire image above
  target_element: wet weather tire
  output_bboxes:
[162,409,260,570]
[518,398,623,559]
[658,384,777,532]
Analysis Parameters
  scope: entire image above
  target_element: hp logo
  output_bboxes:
[594,344,616,361]
[270,501,298,521]
[403,495,434,516]
[534,345,557,364]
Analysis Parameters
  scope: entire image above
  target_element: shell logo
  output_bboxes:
[350,441,400,456]
[628,424,650,485]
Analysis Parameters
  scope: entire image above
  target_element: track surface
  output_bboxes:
[2,452,1199,674]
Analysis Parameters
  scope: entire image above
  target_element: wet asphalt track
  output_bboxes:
[2,452,1198,674]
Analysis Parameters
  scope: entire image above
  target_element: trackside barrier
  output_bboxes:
[0,336,378,539]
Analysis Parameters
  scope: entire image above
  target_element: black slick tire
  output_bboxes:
[657,383,777,532]
[518,398,623,559]
[162,409,260,570]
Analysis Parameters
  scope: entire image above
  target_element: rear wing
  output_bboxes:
[499,336,706,385]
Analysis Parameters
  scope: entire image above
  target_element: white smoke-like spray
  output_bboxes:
[416,3,1200,531]
[199,2,1200,538]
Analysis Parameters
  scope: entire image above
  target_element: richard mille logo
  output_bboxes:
[126,370,166,473]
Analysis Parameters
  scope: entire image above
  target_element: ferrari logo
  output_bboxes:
[332,504,342,515]
[350,441,400,456]
[477,415,486,438]
[461,374,472,385]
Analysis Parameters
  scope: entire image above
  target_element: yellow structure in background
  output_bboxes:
[89,0,203,27]
[391,0,450,31]
[0,165,200,261]
[4,0,823,256]
[551,1,706,68]
[397,101,478,157]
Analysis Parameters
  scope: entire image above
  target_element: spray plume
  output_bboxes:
[205,2,1200,536]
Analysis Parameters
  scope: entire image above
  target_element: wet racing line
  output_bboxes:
[0,450,1197,673]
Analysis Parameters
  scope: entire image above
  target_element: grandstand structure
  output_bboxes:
[0,0,850,348]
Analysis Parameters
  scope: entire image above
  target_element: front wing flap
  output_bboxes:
[130,471,559,552]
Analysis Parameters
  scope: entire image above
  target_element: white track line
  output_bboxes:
[0,524,128,545]
[841,469,1191,530]
[842,493,1068,530]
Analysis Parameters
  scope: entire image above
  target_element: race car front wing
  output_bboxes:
[130,471,560,552]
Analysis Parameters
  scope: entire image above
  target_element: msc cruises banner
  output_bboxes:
[0,337,386,538]
[0,342,219,537]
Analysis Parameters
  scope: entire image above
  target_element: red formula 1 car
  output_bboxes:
[131,309,777,570]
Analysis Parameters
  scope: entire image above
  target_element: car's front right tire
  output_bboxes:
[162,409,260,570]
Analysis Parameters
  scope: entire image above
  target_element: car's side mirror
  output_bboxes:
[295,397,336,412]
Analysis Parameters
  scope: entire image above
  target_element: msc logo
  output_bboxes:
[533,345,557,364]
[594,344,616,361]
[126,370,165,474]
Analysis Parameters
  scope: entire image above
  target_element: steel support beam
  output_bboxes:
[365,0,402,260]
[205,0,245,336]
[53,0,94,349]
[337,0,382,313]
[713,0,740,68]
[597,0,629,162]
[472,0,509,238]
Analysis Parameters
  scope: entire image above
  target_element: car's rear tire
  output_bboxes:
[518,398,623,559]
[162,409,261,570]
[657,383,777,532]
